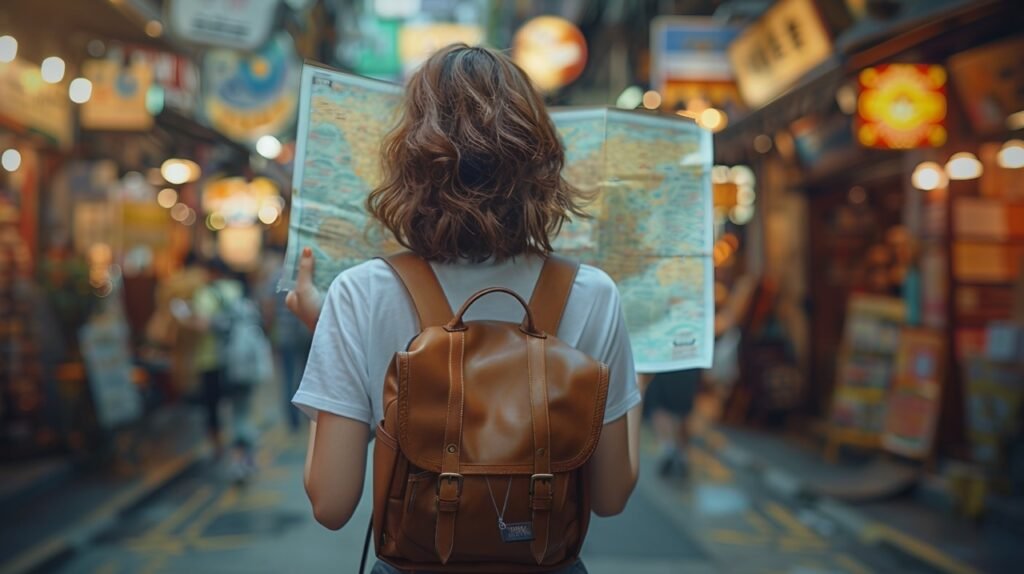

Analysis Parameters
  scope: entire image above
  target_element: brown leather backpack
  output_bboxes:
[368,253,610,572]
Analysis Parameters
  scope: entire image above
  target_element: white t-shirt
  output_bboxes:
[293,256,642,427]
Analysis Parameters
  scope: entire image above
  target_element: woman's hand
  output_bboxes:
[286,248,324,331]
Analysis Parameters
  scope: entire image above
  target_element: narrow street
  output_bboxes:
[44,416,951,574]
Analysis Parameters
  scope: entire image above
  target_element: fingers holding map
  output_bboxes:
[282,63,714,371]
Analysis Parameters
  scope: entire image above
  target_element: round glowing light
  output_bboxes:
[156,188,178,208]
[616,86,643,109]
[711,165,731,184]
[736,186,756,206]
[512,16,588,93]
[145,20,163,38]
[183,208,197,227]
[848,186,868,204]
[161,158,200,185]
[729,204,755,225]
[997,139,1024,169]
[753,134,773,154]
[1007,110,1024,131]
[207,212,227,231]
[68,77,93,104]
[945,152,983,181]
[258,204,280,225]
[836,83,858,115]
[729,165,755,186]
[641,90,662,110]
[1,149,21,171]
[40,56,66,84]
[170,202,190,222]
[256,135,283,160]
[0,36,17,63]
[698,107,727,132]
[911,161,946,191]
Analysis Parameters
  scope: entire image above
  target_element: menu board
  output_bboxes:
[882,329,944,459]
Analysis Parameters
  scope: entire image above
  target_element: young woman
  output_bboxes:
[286,44,643,573]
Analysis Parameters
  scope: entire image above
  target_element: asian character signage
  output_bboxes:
[728,0,833,108]
[855,64,947,149]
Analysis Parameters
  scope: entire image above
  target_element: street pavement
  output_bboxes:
[40,416,959,574]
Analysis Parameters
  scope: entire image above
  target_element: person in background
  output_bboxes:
[258,250,313,434]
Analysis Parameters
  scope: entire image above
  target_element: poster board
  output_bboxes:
[881,328,944,459]
[827,295,905,458]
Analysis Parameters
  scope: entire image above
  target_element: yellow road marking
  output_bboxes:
[191,534,258,551]
[709,529,769,546]
[688,444,733,482]
[835,553,875,574]
[764,502,820,542]
[144,486,214,538]
[861,524,981,574]
[746,510,775,536]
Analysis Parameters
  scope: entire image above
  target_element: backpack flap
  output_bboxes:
[392,323,610,475]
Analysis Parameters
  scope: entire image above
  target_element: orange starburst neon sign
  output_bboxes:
[855,64,947,149]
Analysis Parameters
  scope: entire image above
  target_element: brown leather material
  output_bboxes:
[379,253,454,328]
[527,255,579,335]
[373,254,609,572]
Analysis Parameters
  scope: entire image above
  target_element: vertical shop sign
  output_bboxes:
[200,33,300,142]
[728,0,833,108]
[948,36,1024,135]
[167,0,280,51]
[855,64,947,149]
[651,17,741,111]
[81,59,155,131]
[0,58,73,148]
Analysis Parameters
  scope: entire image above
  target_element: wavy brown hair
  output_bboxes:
[366,44,588,263]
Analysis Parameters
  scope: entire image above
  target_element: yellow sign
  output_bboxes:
[856,64,947,149]
[0,58,73,147]
[81,59,155,131]
[728,0,832,108]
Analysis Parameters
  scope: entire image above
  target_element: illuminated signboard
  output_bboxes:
[856,64,947,149]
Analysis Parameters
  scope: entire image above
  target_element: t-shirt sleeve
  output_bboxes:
[292,271,373,426]
[580,274,641,424]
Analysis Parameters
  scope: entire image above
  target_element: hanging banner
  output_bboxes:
[728,0,833,108]
[81,59,155,131]
[855,64,947,149]
[167,0,280,51]
[200,32,300,142]
[0,58,73,148]
[651,17,742,111]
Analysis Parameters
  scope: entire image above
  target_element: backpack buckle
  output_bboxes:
[528,473,554,495]
[436,472,464,496]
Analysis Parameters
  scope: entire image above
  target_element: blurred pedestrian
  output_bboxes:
[285,45,642,573]
[177,258,270,481]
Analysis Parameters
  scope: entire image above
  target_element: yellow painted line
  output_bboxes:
[862,524,981,574]
[233,489,284,510]
[93,559,120,574]
[190,534,256,552]
[764,502,820,541]
[745,510,775,536]
[777,536,827,552]
[689,444,733,482]
[835,553,875,574]
[144,485,214,538]
[122,536,186,554]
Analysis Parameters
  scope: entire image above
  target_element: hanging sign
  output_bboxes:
[129,48,200,114]
[881,328,945,459]
[200,33,300,142]
[651,17,742,111]
[81,59,155,131]
[728,0,832,108]
[167,0,280,51]
[855,64,947,149]
[0,58,73,148]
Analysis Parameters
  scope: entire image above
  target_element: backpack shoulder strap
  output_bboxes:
[378,252,454,328]
[528,254,580,336]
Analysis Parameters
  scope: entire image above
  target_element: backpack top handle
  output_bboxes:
[443,287,545,338]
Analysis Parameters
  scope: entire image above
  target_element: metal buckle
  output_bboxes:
[436,472,464,496]
[529,473,554,495]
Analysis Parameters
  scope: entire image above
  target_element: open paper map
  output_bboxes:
[283,64,714,371]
